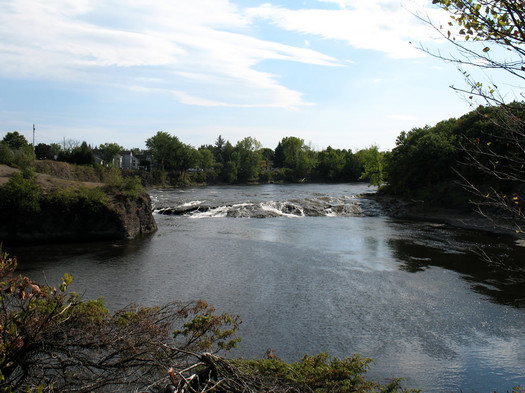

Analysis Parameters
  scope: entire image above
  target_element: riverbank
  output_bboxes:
[365,192,522,238]
[0,163,157,244]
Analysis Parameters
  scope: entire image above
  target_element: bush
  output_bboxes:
[121,175,144,197]
[102,166,123,188]
[43,186,109,218]
[235,353,416,393]
[0,169,41,213]
[0,250,241,392]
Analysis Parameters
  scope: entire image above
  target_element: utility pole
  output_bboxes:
[33,124,35,152]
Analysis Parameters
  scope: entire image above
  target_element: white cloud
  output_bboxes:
[0,0,454,112]
[246,0,446,59]
[0,0,340,109]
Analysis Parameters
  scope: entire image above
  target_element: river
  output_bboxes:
[13,183,525,392]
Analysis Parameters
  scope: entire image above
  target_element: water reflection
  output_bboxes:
[388,219,525,307]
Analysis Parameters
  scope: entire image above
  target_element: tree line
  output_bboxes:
[146,132,385,185]
[0,131,386,186]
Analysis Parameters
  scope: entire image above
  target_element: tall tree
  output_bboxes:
[98,143,123,166]
[65,142,95,166]
[356,145,386,187]
[277,137,317,182]
[234,137,263,183]
[2,131,30,150]
[213,135,227,164]
[146,131,177,171]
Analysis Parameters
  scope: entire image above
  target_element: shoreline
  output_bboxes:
[363,192,523,239]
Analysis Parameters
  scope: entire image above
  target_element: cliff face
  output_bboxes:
[0,192,157,244]
[110,193,158,239]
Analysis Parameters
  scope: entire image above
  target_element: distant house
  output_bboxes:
[119,151,152,170]
[93,150,120,167]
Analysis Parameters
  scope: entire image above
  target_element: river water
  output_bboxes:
[13,184,525,392]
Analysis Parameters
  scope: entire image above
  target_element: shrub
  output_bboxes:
[0,169,41,213]
[0,250,241,392]
[42,185,109,223]
[120,175,144,197]
[235,353,417,393]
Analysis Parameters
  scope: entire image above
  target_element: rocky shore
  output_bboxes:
[364,192,522,238]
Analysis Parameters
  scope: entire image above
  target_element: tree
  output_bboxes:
[197,147,214,171]
[213,135,227,164]
[70,141,95,166]
[50,143,62,156]
[35,143,54,160]
[2,132,29,150]
[234,137,263,183]
[356,146,386,187]
[316,147,346,182]
[259,148,275,168]
[421,0,525,233]
[276,137,317,182]
[146,131,175,171]
[97,142,123,166]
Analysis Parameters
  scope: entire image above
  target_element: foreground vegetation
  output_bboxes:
[0,250,417,392]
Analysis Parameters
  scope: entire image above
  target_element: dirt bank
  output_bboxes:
[0,163,103,189]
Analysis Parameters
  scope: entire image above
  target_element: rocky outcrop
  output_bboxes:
[0,192,157,244]
[110,193,158,239]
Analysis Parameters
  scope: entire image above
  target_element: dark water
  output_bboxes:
[11,184,525,392]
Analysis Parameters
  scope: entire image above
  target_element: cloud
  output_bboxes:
[0,0,339,109]
[0,0,449,111]
[246,0,443,59]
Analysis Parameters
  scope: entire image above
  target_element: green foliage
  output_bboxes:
[274,136,317,182]
[0,169,41,213]
[44,185,108,213]
[102,166,123,187]
[385,119,463,203]
[2,132,29,150]
[142,132,387,186]
[223,160,238,183]
[236,353,417,393]
[121,175,144,197]
[97,142,122,166]
[59,141,96,166]
[234,137,263,183]
[101,167,144,197]
[385,103,525,207]
[0,143,14,165]
[356,146,386,187]
[434,0,524,47]
[197,147,214,171]
[147,131,194,172]
[0,136,35,169]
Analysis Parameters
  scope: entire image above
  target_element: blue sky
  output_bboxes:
[0,0,482,151]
